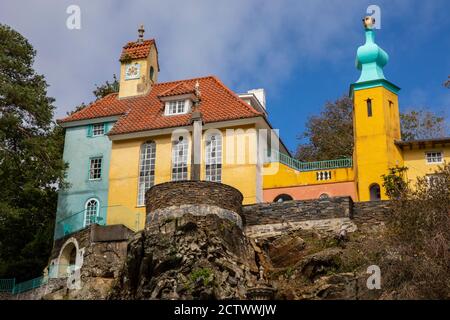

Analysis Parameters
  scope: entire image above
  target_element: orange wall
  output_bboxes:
[263,181,357,202]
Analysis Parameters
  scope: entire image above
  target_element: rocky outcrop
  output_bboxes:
[109,214,259,300]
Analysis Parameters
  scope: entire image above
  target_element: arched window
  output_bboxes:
[369,183,381,201]
[172,136,188,181]
[273,194,293,202]
[150,66,154,81]
[84,198,99,226]
[137,141,156,206]
[319,193,330,199]
[205,133,222,182]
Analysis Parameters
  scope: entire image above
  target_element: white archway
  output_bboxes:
[56,237,82,278]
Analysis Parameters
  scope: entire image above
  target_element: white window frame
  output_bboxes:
[84,198,99,227]
[89,157,103,180]
[137,141,156,206]
[425,151,443,164]
[171,136,188,181]
[205,133,222,182]
[92,123,105,136]
[164,99,190,116]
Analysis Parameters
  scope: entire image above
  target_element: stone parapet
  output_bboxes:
[145,181,244,228]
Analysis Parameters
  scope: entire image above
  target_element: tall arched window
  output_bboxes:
[205,133,222,182]
[84,198,99,226]
[369,183,381,201]
[137,141,156,206]
[172,136,188,181]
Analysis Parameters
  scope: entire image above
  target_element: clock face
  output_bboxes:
[125,63,140,80]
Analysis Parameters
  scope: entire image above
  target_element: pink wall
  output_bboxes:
[263,181,357,202]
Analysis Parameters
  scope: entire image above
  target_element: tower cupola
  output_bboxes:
[355,16,389,83]
[118,25,160,99]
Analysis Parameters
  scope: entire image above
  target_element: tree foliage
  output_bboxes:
[400,109,446,141]
[296,96,354,161]
[380,164,450,298]
[382,166,409,199]
[0,24,67,281]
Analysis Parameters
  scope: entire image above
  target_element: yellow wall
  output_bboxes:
[263,162,354,189]
[107,124,259,230]
[353,86,404,201]
[403,146,449,185]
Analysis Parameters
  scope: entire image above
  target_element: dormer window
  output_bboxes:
[165,100,189,116]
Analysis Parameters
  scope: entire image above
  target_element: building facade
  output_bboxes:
[55,20,449,240]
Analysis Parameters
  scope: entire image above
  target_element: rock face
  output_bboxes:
[36,184,390,300]
[109,214,259,299]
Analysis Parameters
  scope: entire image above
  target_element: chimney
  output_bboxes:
[248,88,266,109]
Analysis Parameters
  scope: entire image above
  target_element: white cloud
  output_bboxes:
[0,0,445,119]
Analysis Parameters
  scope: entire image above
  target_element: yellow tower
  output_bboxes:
[351,16,403,201]
[118,25,160,99]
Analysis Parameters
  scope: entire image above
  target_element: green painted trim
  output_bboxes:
[349,79,400,98]
[87,124,93,137]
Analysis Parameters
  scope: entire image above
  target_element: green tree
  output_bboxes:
[381,166,409,199]
[296,96,354,161]
[0,24,67,281]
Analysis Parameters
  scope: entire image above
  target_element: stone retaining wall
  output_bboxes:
[352,200,391,232]
[243,196,353,226]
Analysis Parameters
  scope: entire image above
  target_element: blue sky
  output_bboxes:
[0,0,449,152]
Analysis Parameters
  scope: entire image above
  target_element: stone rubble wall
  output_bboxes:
[242,197,353,226]
[145,181,244,218]
[245,217,357,238]
[148,204,243,229]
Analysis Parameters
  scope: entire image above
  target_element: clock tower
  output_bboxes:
[118,25,160,99]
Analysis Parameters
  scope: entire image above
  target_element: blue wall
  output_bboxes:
[55,122,114,239]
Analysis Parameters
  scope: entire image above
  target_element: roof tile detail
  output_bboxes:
[58,76,262,136]
[120,39,155,61]
[158,82,195,98]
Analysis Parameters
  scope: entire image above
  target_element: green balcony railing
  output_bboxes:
[54,207,107,240]
[54,205,142,240]
[266,150,353,172]
[12,276,48,295]
[0,278,15,293]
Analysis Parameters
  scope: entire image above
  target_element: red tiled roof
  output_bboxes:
[120,39,155,61]
[58,93,128,123]
[158,82,195,98]
[58,76,263,136]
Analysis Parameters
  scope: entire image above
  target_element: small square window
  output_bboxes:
[92,123,105,136]
[426,152,443,164]
[89,157,102,180]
